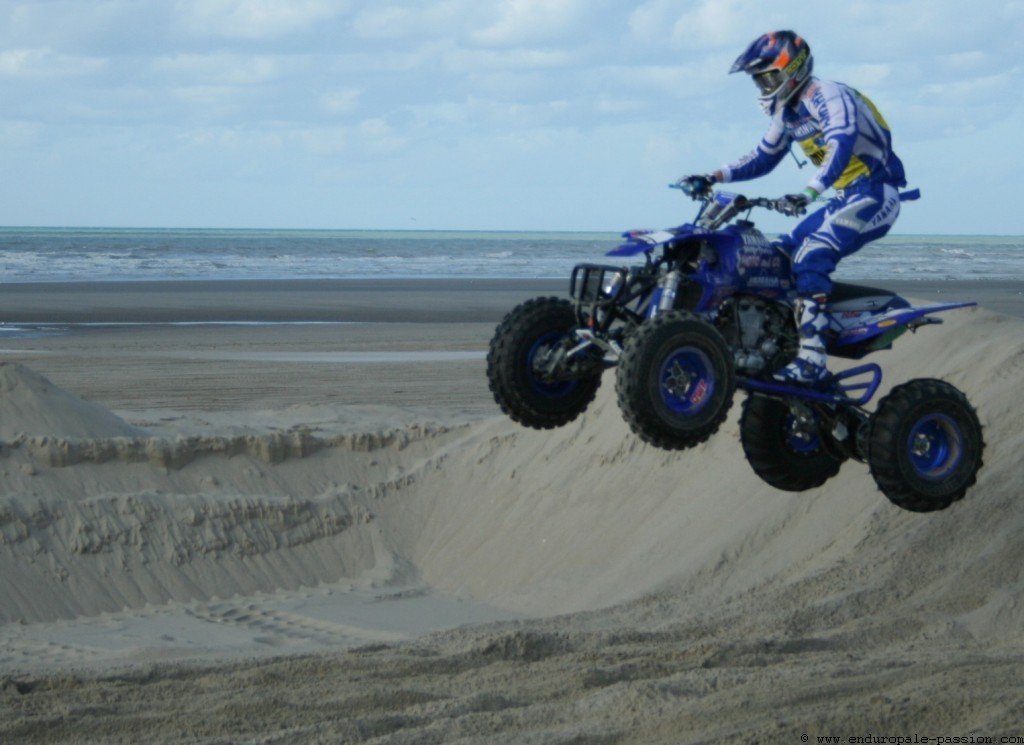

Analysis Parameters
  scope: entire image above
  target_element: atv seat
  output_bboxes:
[828,282,909,313]
[830,281,895,303]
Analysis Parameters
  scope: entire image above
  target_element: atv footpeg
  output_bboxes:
[739,363,883,406]
[832,363,883,405]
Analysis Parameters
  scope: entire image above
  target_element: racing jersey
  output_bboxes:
[720,78,906,194]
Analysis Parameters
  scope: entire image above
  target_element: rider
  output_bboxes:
[681,30,907,384]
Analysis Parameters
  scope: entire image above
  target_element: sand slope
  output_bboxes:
[0,362,145,440]
[2,307,1024,741]
[380,308,1024,629]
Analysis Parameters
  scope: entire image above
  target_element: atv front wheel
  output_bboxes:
[487,297,602,429]
[867,378,984,512]
[615,310,735,450]
[739,394,847,491]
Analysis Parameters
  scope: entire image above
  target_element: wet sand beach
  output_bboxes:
[0,277,1022,323]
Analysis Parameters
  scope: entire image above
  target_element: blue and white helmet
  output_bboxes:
[731,31,813,115]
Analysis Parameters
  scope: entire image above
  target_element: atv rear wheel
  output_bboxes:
[739,394,847,491]
[487,297,602,429]
[867,378,984,512]
[615,310,735,450]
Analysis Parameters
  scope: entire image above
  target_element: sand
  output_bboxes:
[2,277,1023,323]
[1,278,1023,743]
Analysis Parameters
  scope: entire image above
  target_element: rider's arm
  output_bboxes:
[806,82,858,195]
[716,116,790,183]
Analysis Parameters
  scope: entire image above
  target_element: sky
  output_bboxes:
[0,0,1022,234]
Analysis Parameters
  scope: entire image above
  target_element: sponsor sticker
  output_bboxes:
[690,379,708,406]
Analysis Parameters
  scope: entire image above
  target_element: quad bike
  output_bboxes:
[487,183,984,512]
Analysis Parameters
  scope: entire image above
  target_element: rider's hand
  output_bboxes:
[675,174,715,197]
[778,191,812,216]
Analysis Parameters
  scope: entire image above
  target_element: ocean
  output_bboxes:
[0,227,1022,283]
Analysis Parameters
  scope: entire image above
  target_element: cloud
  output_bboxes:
[350,5,417,39]
[0,49,39,76]
[166,84,254,115]
[921,71,1017,105]
[1,0,1022,231]
[174,0,345,39]
[0,47,107,77]
[350,1,477,40]
[320,88,361,115]
[601,59,729,100]
[443,47,577,72]
[629,0,778,50]
[154,53,294,85]
[471,0,589,47]
[325,41,452,75]
[177,118,407,160]
[828,63,892,89]
[403,96,574,136]
[0,120,41,147]
[678,7,747,49]
[939,51,989,71]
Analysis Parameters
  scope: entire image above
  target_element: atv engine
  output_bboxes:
[716,296,797,374]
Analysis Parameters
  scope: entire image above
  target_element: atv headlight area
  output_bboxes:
[570,264,627,305]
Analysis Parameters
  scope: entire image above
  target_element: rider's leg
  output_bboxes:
[775,184,901,384]
[775,243,835,383]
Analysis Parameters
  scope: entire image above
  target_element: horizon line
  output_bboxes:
[1,224,1022,239]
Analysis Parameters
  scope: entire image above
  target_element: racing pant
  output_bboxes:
[778,181,901,297]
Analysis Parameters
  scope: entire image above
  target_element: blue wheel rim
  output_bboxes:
[906,413,964,481]
[659,347,715,415]
[784,413,821,454]
[527,332,576,398]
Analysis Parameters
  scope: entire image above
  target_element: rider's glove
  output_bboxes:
[778,188,818,216]
[676,174,714,197]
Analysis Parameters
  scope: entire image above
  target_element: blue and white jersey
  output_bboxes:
[720,78,906,194]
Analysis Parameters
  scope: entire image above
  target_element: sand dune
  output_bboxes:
[397,307,1024,623]
[0,379,464,624]
[3,308,1022,621]
[2,307,1023,741]
[0,363,145,440]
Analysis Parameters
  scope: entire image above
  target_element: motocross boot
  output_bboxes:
[774,294,830,384]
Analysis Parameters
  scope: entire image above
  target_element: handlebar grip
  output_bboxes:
[671,177,712,199]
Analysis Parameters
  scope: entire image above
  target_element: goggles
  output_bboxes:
[753,69,785,96]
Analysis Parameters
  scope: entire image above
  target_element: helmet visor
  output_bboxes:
[753,69,785,96]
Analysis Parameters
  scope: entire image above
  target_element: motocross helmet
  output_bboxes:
[730,31,813,115]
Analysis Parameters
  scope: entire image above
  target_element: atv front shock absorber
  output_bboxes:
[657,269,682,312]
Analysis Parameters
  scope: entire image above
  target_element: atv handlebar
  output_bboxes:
[730,195,771,210]
[736,195,795,215]
[670,182,804,229]
[669,181,794,217]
